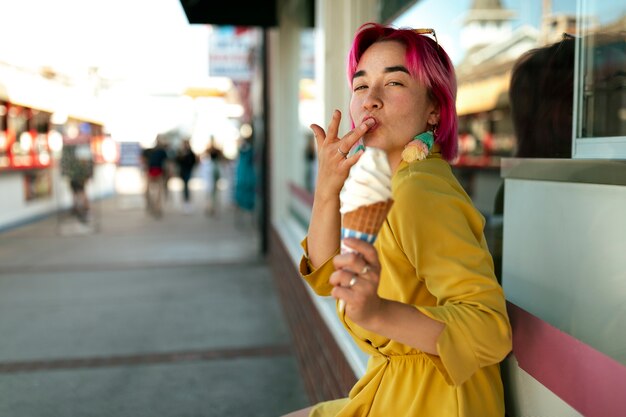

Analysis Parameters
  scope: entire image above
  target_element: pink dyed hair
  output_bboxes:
[347,22,458,161]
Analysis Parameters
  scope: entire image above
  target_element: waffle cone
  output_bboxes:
[342,199,394,236]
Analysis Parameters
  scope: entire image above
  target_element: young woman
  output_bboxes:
[285,23,512,417]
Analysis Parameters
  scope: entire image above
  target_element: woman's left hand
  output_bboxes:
[330,238,384,325]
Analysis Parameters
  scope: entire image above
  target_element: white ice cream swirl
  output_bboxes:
[339,147,392,214]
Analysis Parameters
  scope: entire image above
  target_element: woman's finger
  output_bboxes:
[332,284,355,307]
[342,147,364,168]
[338,119,375,156]
[309,124,326,151]
[332,251,362,272]
[326,109,342,142]
[330,270,358,293]
[340,238,380,269]
[330,272,379,313]
[330,268,362,286]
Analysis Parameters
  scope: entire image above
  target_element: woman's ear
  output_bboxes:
[426,97,441,126]
[427,108,440,126]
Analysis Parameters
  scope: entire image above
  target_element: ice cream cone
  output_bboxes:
[341,200,394,243]
[338,199,393,312]
[337,147,393,313]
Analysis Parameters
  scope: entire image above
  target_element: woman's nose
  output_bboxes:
[364,88,382,110]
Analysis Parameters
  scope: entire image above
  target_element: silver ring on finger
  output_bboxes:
[348,275,358,287]
[359,264,371,276]
[337,147,348,158]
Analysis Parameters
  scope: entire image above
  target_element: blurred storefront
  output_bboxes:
[0,62,117,230]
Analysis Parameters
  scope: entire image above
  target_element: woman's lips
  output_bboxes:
[363,116,378,132]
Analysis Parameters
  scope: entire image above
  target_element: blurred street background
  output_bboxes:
[0,190,309,417]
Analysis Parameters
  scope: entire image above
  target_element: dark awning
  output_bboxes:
[179,0,278,27]
[180,0,417,27]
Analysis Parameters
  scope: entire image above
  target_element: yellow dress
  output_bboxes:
[299,155,512,417]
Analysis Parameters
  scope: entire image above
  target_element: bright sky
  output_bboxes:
[0,0,217,144]
[393,0,578,64]
[0,0,208,92]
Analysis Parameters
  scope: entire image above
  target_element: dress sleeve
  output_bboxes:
[388,171,512,386]
[299,237,339,296]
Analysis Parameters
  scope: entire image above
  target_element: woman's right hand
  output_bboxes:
[310,110,375,201]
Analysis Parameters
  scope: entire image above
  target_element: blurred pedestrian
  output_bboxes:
[61,143,93,223]
[162,141,175,202]
[143,136,169,218]
[234,135,256,225]
[203,136,224,217]
[175,138,198,213]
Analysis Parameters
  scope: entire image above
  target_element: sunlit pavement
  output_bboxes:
[0,188,309,417]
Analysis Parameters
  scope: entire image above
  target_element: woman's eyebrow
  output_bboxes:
[352,70,366,80]
[352,65,410,81]
[384,65,409,74]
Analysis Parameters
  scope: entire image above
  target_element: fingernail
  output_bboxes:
[364,118,375,127]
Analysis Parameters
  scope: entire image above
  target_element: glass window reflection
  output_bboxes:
[577,0,626,139]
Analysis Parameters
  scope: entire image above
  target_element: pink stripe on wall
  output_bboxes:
[507,302,626,417]
[289,182,314,206]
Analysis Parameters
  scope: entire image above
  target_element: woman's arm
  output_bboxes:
[306,111,374,267]
[330,238,444,355]
[367,299,445,356]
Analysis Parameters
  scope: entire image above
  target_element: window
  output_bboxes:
[573,0,626,159]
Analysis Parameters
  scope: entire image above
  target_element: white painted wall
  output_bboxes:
[0,163,116,230]
[503,178,626,362]
[502,175,626,416]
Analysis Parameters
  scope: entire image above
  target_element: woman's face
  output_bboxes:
[350,40,439,167]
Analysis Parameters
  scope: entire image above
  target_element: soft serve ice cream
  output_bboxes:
[340,147,393,215]
[340,147,393,241]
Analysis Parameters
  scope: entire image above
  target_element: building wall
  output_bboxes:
[501,160,626,416]
[0,64,114,230]
[0,164,115,231]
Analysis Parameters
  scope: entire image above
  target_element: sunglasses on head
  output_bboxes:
[413,28,439,48]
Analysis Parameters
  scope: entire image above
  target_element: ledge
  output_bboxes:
[500,158,626,186]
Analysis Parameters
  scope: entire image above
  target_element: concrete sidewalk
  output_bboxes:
[0,192,309,416]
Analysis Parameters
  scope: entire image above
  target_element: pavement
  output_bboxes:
[0,187,309,417]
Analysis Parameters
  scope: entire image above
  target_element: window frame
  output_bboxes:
[572,0,626,160]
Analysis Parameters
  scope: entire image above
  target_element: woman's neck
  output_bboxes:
[388,151,403,175]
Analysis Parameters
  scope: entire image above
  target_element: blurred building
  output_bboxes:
[0,61,116,227]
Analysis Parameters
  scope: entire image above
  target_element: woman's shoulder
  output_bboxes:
[393,158,454,195]
[389,159,484,234]
[392,158,474,212]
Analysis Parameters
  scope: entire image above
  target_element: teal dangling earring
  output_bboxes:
[401,130,435,163]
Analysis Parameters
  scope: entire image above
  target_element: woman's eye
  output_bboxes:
[353,85,367,91]
[387,81,403,86]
